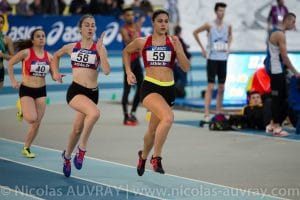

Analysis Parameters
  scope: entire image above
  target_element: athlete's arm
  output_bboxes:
[7,49,29,88]
[122,37,144,85]
[51,43,74,83]
[171,36,190,72]
[193,22,210,58]
[227,24,233,53]
[120,27,132,45]
[276,32,299,77]
[97,32,110,75]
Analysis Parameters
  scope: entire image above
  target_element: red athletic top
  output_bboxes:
[71,42,100,70]
[141,35,176,69]
[22,48,50,77]
[123,25,141,62]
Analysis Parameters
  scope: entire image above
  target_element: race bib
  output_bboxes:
[30,61,50,77]
[213,41,228,52]
[71,50,97,65]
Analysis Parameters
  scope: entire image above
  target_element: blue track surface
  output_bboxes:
[0,138,282,200]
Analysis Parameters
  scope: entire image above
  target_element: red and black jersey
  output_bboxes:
[123,25,141,62]
[22,48,50,77]
[71,42,100,70]
[141,35,176,69]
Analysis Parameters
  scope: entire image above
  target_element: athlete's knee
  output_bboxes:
[73,125,83,135]
[89,109,100,121]
[217,84,225,93]
[161,111,174,126]
[26,115,38,124]
[207,84,214,91]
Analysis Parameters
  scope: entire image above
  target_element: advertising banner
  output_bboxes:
[7,15,152,51]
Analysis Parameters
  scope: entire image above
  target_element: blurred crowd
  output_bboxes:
[0,0,155,18]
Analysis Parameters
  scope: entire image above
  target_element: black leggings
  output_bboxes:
[122,58,143,114]
[270,73,288,124]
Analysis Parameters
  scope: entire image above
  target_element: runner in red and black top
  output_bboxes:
[7,28,53,159]
[51,15,110,177]
[120,7,144,126]
[123,9,190,176]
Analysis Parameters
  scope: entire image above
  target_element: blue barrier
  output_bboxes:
[7,15,152,51]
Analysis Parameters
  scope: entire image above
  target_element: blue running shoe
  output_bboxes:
[62,151,71,177]
[73,146,86,170]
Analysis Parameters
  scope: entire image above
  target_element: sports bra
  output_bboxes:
[22,48,50,77]
[71,42,100,70]
[141,35,176,69]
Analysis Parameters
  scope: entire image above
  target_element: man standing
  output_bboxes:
[193,2,232,122]
[120,7,144,125]
[265,13,299,136]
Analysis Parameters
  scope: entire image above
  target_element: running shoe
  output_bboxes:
[129,113,139,125]
[22,147,35,158]
[137,150,146,176]
[150,156,165,174]
[123,115,137,126]
[73,146,86,170]
[16,111,23,122]
[203,115,210,123]
[62,150,71,177]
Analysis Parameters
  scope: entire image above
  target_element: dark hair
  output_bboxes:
[151,9,169,22]
[123,7,133,14]
[0,15,4,22]
[174,25,182,35]
[78,14,95,29]
[14,28,44,51]
[248,91,260,97]
[283,12,296,22]
[214,2,227,12]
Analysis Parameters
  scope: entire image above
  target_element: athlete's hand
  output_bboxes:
[171,36,184,52]
[52,73,64,83]
[11,80,20,89]
[127,71,137,85]
[97,32,105,50]
[201,49,208,59]
[97,32,108,59]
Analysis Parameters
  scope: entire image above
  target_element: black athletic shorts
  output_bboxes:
[66,81,99,104]
[19,84,47,99]
[140,80,175,107]
[207,59,227,84]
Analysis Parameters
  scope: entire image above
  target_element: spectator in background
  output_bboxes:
[89,0,102,14]
[70,0,89,15]
[193,2,232,122]
[131,0,143,18]
[264,13,299,136]
[173,25,191,98]
[16,0,33,16]
[164,0,180,34]
[29,0,43,15]
[0,0,13,15]
[140,0,153,17]
[267,0,289,32]
[228,91,271,130]
[120,7,144,125]
[101,0,122,17]
[41,0,65,15]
